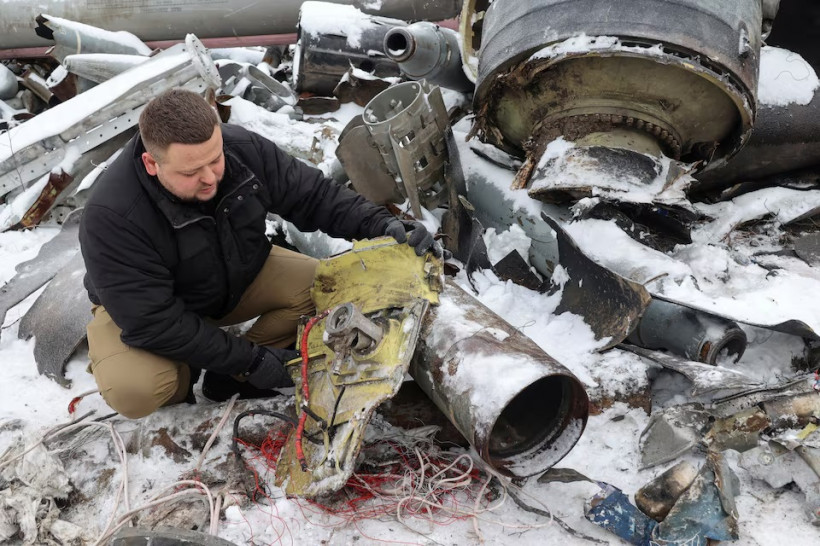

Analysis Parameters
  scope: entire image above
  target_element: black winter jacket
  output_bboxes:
[79,123,394,375]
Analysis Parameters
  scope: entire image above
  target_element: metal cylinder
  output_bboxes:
[35,14,153,59]
[0,64,17,101]
[325,302,384,352]
[473,0,762,169]
[294,2,405,95]
[383,22,473,92]
[363,80,449,216]
[62,54,149,84]
[0,0,462,50]
[410,279,589,478]
[627,298,748,365]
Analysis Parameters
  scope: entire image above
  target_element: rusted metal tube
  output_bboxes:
[0,0,462,50]
[410,279,589,477]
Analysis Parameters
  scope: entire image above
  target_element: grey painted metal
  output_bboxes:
[410,279,589,478]
[473,0,762,168]
[294,3,404,95]
[0,35,220,199]
[0,208,81,328]
[696,86,820,190]
[627,297,748,365]
[0,64,17,100]
[383,22,473,92]
[62,54,149,83]
[0,0,461,50]
[363,81,449,216]
[18,251,90,387]
[336,116,405,205]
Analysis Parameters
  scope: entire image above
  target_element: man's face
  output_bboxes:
[141,125,226,202]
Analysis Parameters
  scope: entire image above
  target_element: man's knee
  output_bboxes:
[92,356,187,419]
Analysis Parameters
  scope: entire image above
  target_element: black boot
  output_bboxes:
[201,370,285,402]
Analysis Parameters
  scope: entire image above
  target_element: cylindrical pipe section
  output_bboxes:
[294,2,406,95]
[325,302,384,352]
[62,54,149,84]
[383,22,473,92]
[0,0,462,50]
[0,64,18,101]
[627,298,748,365]
[410,279,589,477]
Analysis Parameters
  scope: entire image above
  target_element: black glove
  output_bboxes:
[241,345,298,390]
[384,219,442,257]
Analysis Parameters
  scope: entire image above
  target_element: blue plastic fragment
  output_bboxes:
[585,482,658,546]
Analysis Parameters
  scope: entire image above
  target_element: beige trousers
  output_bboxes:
[86,246,318,418]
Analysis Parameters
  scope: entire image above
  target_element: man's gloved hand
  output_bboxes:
[241,345,298,390]
[384,219,442,257]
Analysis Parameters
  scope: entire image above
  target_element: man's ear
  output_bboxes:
[141,152,159,176]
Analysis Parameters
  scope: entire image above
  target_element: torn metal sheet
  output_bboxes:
[0,35,220,202]
[635,461,699,522]
[276,239,441,497]
[740,442,820,525]
[620,345,763,397]
[335,115,404,205]
[384,22,473,92]
[0,208,82,326]
[411,278,589,478]
[702,407,771,453]
[112,527,238,546]
[543,215,651,350]
[639,404,712,469]
[294,2,404,96]
[653,452,740,545]
[626,298,748,365]
[18,251,91,387]
[709,377,815,419]
[585,482,657,545]
[762,392,820,429]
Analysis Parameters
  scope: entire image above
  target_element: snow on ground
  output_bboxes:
[3,39,820,546]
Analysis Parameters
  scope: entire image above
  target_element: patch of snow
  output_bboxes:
[758,46,819,106]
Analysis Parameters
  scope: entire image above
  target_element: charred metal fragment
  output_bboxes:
[639,404,712,469]
[544,215,651,350]
[635,461,699,522]
[410,278,589,478]
[383,22,473,92]
[702,407,771,453]
[654,451,740,544]
[626,298,748,365]
[333,68,392,107]
[294,2,404,96]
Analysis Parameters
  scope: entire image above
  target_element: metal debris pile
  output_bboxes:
[2,0,820,544]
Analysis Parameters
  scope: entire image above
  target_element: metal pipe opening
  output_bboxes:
[384,29,414,62]
[488,375,584,470]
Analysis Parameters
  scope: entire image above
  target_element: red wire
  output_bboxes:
[296,309,330,472]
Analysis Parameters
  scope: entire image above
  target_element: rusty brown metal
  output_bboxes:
[12,170,74,229]
[410,278,589,478]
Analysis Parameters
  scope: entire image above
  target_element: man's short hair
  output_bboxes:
[139,88,219,160]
